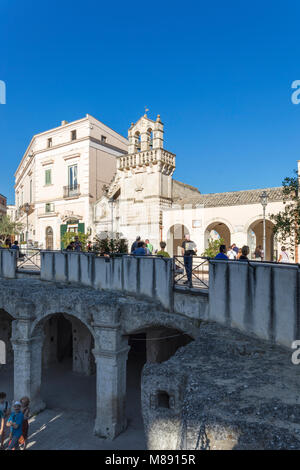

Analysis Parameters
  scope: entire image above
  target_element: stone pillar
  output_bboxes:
[92,313,130,439]
[11,319,45,414]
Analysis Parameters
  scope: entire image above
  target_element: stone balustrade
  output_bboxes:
[0,249,16,278]
[117,148,175,171]
[40,252,173,311]
[209,259,299,348]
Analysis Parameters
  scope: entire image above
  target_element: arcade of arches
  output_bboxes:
[167,220,276,260]
[0,283,194,446]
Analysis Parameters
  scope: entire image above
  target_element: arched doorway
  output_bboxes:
[0,310,14,407]
[38,313,96,413]
[247,219,275,261]
[205,221,231,250]
[125,326,193,447]
[45,226,53,250]
[167,224,190,256]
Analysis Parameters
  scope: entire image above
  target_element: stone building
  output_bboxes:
[13,112,290,259]
[94,114,288,261]
[14,115,127,249]
[6,204,17,222]
[0,193,7,217]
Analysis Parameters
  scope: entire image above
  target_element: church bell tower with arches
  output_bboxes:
[116,113,176,248]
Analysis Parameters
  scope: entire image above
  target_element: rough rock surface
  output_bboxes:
[142,321,300,450]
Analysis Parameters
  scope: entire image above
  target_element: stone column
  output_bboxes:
[11,319,45,414]
[93,316,130,439]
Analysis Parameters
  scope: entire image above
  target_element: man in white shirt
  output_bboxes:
[278,246,289,263]
[227,245,236,260]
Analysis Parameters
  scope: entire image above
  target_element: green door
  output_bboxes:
[60,224,67,249]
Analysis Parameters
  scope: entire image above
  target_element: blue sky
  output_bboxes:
[1,0,300,204]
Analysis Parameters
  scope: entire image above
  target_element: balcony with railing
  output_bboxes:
[117,148,176,172]
[63,184,80,198]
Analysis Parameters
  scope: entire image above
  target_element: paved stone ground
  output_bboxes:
[1,353,146,450]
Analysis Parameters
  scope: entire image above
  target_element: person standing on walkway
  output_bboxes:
[145,239,153,254]
[278,246,290,263]
[238,245,250,261]
[74,236,82,252]
[181,234,197,287]
[215,245,228,260]
[157,241,170,258]
[227,245,236,259]
[232,243,239,257]
[131,236,141,253]
[19,397,30,451]
[133,241,147,256]
[254,245,263,261]
[0,392,10,449]
[6,402,24,450]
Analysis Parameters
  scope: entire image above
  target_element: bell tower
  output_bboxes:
[116,113,176,248]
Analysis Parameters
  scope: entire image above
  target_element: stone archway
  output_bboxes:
[34,312,96,415]
[247,219,275,261]
[205,221,231,251]
[0,310,14,404]
[167,224,190,256]
[124,325,193,447]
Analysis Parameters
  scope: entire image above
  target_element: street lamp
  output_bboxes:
[24,203,30,246]
[260,191,268,261]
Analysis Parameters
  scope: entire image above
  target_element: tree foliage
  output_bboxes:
[271,170,300,255]
[202,237,225,258]
[61,231,89,251]
[93,232,128,254]
[0,215,24,244]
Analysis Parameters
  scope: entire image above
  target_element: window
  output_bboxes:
[45,203,54,213]
[45,169,52,186]
[30,180,32,203]
[71,130,77,141]
[67,225,78,233]
[47,138,52,148]
[68,164,78,188]
[101,135,107,143]
[157,391,170,409]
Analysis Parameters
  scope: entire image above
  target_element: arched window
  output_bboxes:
[135,131,141,152]
[147,128,153,150]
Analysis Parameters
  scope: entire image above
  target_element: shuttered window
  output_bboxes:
[45,169,52,185]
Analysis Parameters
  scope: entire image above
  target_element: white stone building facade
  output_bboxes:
[14,112,292,260]
[14,115,127,249]
[94,114,290,261]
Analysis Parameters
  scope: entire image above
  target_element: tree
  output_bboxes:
[61,231,89,251]
[271,170,300,256]
[202,237,225,258]
[93,232,128,254]
[0,215,23,244]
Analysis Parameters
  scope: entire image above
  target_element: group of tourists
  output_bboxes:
[215,244,290,263]
[215,244,250,260]
[130,236,170,257]
[0,392,30,451]
[66,236,84,252]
